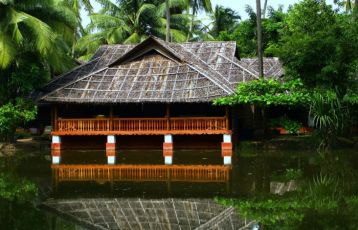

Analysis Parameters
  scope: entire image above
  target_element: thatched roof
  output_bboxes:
[36,36,283,103]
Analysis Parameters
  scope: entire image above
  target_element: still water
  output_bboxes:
[1,146,356,229]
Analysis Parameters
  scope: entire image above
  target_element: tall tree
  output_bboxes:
[256,0,264,78]
[0,0,76,72]
[277,0,358,90]
[76,0,188,60]
[209,5,240,37]
[62,0,94,57]
[187,0,212,41]
[166,0,170,41]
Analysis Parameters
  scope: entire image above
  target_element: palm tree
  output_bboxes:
[0,0,77,72]
[187,0,212,41]
[62,0,94,57]
[209,5,240,37]
[335,0,358,19]
[76,0,188,60]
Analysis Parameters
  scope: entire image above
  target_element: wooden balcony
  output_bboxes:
[52,164,231,183]
[52,117,230,135]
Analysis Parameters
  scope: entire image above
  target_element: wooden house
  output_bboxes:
[34,36,282,166]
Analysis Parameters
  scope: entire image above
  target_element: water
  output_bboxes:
[0,144,357,229]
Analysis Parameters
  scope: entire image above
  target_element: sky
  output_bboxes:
[81,0,336,27]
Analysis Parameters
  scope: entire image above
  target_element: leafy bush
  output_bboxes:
[0,173,37,203]
[270,116,302,134]
[217,195,358,230]
[0,99,37,142]
[214,78,310,107]
[271,168,303,182]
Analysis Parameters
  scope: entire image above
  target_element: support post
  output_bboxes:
[166,104,170,130]
[163,134,173,165]
[51,105,58,131]
[106,135,116,164]
[222,134,232,165]
[109,106,113,131]
[51,135,61,164]
[225,106,229,130]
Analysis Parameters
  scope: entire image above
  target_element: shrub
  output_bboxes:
[0,99,37,143]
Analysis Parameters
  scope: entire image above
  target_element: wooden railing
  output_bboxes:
[170,117,227,132]
[54,117,230,135]
[52,164,231,183]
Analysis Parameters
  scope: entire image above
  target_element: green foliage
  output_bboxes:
[76,0,189,59]
[0,99,37,142]
[0,173,37,202]
[271,168,303,182]
[309,90,351,156]
[0,0,76,72]
[277,0,358,89]
[270,116,302,134]
[214,78,310,107]
[217,195,358,229]
[217,5,285,57]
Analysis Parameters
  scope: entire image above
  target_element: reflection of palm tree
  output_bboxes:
[0,0,76,72]
[187,0,212,41]
[77,0,188,60]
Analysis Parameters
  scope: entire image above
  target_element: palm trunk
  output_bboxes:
[354,0,358,21]
[71,29,76,58]
[256,0,264,78]
[263,0,268,19]
[187,11,195,42]
[165,0,170,42]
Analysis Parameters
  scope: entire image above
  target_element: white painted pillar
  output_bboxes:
[52,155,61,164]
[51,135,61,164]
[222,134,232,165]
[106,135,116,164]
[163,134,173,165]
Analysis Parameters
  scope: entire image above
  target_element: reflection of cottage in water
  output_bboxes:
[42,198,256,229]
[33,36,282,166]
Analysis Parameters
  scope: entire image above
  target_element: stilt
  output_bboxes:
[52,168,58,195]
[222,134,233,165]
[166,168,172,194]
[51,136,61,164]
[106,135,116,164]
[163,134,173,165]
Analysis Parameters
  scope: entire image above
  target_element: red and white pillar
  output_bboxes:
[163,134,173,165]
[106,135,116,164]
[51,135,61,164]
[221,134,233,165]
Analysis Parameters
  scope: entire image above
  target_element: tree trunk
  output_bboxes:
[256,0,264,78]
[187,10,195,41]
[263,0,268,19]
[354,0,358,21]
[165,0,170,42]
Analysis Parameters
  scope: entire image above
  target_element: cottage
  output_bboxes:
[35,36,282,166]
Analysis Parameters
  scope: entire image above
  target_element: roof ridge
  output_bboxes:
[172,42,234,94]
